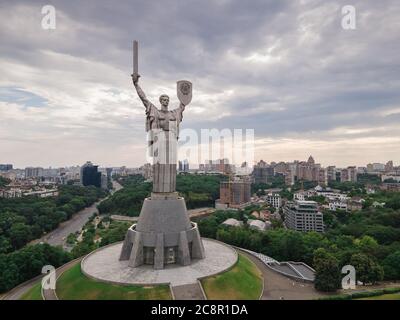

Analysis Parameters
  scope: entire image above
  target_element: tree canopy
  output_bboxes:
[0,185,106,253]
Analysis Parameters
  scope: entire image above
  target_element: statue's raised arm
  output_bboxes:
[132,74,153,110]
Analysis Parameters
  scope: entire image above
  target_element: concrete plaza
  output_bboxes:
[81,238,237,286]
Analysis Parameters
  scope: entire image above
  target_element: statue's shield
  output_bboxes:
[177,80,192,105]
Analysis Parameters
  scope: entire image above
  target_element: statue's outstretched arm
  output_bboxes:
[134,82,150,107]
[132,75,152,108]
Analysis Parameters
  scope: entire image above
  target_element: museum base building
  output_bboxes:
[119,191,205,269]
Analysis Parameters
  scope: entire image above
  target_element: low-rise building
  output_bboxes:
[22,189,59,198]
[294,192,307,201]
[259,209,272,220]
[265,193,282,209]
[0,188,22,198]
[347,200,363,211]
[248,219,267,231]
[329,201,348,211]
[382,175,400,183]
[380,183,400,192]
[222,218,243,227]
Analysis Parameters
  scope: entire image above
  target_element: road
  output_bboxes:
[30,180,123,251]
[2,181,123,300]
[237,249,325,300]
[187,207,215,218]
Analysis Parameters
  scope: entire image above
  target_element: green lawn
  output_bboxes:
[56,263,172,300]
[20,282,42,300]
[201,253,263,300]
[359,293,400,300]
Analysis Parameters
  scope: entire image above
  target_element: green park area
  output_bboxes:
[56,263,172,300]
[201,253,263,300]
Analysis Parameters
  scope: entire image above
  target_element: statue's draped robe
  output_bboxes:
[144,101,184,193]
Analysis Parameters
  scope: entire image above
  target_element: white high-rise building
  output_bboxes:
[266,193,282,209]
[284,200,324,233]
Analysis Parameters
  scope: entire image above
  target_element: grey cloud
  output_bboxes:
[0,0,399,166]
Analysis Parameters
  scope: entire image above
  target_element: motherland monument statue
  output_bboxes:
[119,41,205,269]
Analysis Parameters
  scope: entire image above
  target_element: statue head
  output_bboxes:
[159,94,169,111]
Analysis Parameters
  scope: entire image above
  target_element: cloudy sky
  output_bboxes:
[1,0,399,168]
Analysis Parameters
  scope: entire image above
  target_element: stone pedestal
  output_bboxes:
[119,192,205,269]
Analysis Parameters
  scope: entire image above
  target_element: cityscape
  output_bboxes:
[1,0,400,317]
[1,155,400,301]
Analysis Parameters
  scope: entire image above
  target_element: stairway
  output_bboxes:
[171,282,206,300]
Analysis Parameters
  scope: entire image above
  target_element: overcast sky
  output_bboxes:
[0,0,399,168]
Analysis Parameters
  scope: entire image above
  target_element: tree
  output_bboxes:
[385,196,400,210]
[0,256,19,292]
[282,231,306,262]
[355,235,379,256]
[0,236,11,254]
[313,248,341,292]
[8,223,32,250]
[365,225,400,245]
[302,232,329,265]
[198,217,219,238]
[350,253,384,285]
[382,250,400,280]
[0,244,70,293]
[71,242,95,258]
[99,222,130,246]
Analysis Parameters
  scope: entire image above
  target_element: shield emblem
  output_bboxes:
[177,80,192,105]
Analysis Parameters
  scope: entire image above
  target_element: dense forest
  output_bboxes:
[0,185,106,254]
[2,173,399,294]
[0,215,129,294]
[176,174,222,208]
[0,243,70,292]
[197,190,400,292]
[98,174,223,216]
[97,175,151,216]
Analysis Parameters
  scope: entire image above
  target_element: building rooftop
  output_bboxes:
[222,218,243,227]
[248,219,266,231]
[296,200,317,205]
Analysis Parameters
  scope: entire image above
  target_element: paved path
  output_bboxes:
[42,258,82,300]
[30,200,102,250]
[237,249,326,300]
[187,207,215,219]
[171,283,206,300]
[1,274,44,300]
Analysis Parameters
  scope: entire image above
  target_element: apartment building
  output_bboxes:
[284,200,324,233]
